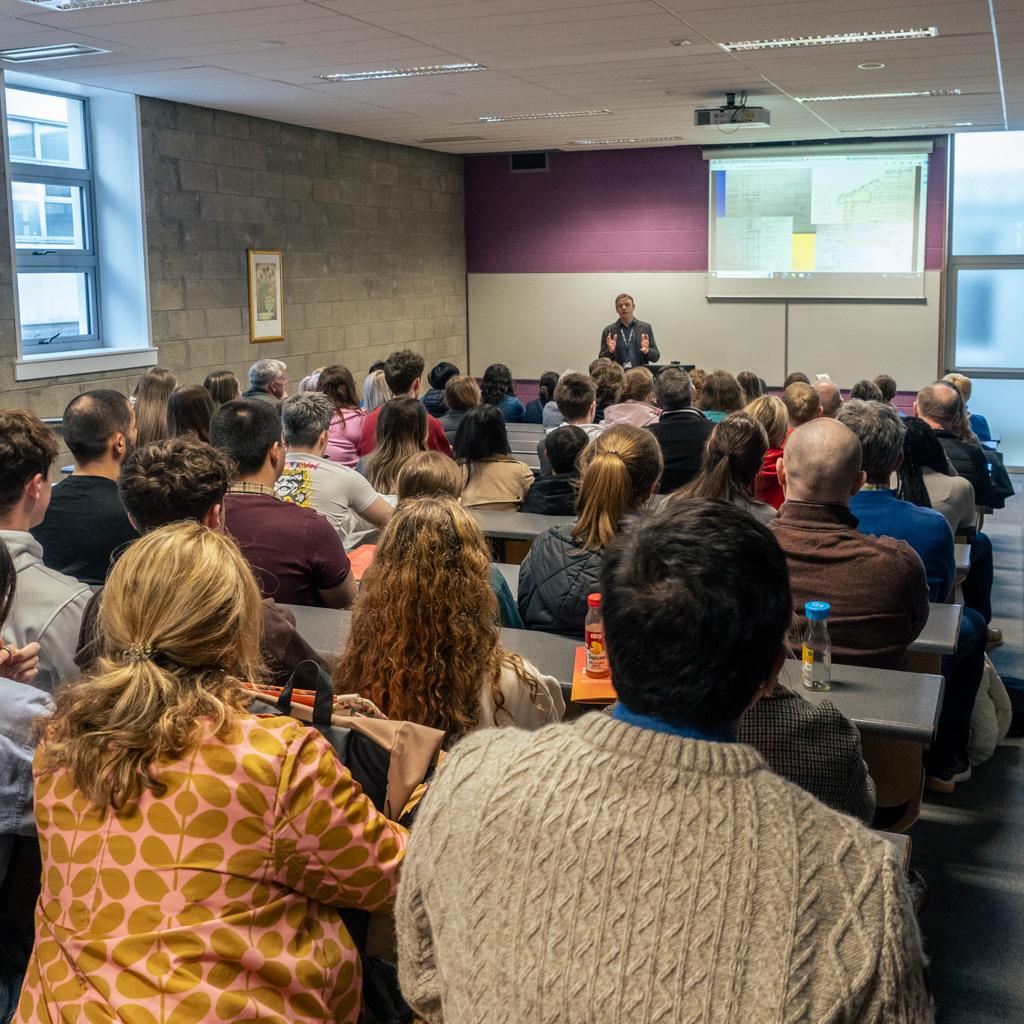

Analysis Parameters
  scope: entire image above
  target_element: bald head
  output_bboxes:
[778,418,866,505]
[813,380,842,418]
[915,383,960,429]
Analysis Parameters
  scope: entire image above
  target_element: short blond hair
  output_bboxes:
[744,395,788,447]
[783,382,821,425]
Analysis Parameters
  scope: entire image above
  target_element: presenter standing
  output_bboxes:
[599,294,660,368]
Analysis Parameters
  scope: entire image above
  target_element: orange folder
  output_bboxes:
[348,544,377,581]
[570,647,617,704]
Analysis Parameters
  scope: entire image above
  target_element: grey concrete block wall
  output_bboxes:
[0,95,467,468]
[142,97,467,392]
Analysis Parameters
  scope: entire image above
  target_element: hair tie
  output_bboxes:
[607,449,622,458]
[122,643,155,664]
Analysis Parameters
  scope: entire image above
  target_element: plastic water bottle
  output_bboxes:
[584,594,610,678]
[802,601,832,691]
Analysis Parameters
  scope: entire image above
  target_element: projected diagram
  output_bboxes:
[711,159,924,277]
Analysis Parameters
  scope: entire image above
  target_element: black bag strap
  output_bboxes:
[277,659,335,729]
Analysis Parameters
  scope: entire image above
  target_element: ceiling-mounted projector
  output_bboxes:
[695,92,770,126]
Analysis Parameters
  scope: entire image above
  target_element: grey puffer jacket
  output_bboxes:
[517,525,602,639]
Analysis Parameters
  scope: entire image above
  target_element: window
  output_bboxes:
[5,86,100,352]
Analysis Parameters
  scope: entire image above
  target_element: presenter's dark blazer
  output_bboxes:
[599,319,660,366]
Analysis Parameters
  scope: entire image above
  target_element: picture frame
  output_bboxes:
[247,250,284,342]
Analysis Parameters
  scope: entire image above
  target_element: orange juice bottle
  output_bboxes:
[584,593,609,678]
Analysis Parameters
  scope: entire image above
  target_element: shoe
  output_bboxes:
[907,870,931,916]
[987,627,1004,651]
[925,757,972,793]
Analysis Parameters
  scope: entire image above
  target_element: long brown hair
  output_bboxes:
[318,364,360,413]
[133,367,178,449]
[677,413,768,505]
[333,497,539,743]
[621,366,655,404]
[37,522,264,810]
[573,424,663,550]
[397,450,462,501]
[698,370,744,414]
[167,383,215,443]
[737,371,762,406]
[365,397,427,493]
[203,370,240,409]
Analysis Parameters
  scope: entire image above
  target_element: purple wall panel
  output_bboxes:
[465,142,948,274]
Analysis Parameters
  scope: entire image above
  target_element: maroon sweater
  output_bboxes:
[768,500,929,670]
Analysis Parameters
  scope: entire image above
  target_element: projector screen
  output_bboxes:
[706,144,931,300]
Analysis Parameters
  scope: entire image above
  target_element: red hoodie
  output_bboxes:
[755,445,786,509]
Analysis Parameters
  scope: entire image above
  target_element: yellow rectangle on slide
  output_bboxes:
[792,233,815,272]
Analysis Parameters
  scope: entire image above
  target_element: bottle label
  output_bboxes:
[585,627,609,678]
[801,645,814,688]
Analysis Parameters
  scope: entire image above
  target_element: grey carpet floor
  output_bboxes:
[909,476,1024,1023]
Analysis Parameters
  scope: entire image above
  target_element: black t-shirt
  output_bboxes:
[31,475,138,585]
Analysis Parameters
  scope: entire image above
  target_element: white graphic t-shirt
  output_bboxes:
[275,453,381,534]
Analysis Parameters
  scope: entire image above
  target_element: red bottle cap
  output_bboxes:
[587,593,601,607]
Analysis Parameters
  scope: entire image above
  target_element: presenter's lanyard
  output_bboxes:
[620,323,634,368]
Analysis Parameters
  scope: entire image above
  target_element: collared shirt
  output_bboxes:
[613,703,736,743]
[616,319,639,368]
[228,481,279,498]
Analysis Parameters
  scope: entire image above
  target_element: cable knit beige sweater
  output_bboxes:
[396,714,933,1024]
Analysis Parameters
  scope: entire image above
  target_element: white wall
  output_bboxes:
[468,271,942,389]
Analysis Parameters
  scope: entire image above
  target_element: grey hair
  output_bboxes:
[280,392,334,448]
[653,366,693,411]
[836,399,906,483]
[249,358,287,390]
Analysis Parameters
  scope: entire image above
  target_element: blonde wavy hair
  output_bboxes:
[745,394,788,448]
[333,496,539,744]
[38,522,265,809]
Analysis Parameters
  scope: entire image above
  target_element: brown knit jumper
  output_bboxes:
[396,714,933,1024]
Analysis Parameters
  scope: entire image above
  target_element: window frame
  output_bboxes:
[945,132,1024,379]
[6,84,102,354]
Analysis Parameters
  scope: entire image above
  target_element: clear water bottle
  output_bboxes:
[802,601,832,691]
[584,594,610,678]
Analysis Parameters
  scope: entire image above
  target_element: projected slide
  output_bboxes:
[707,149,929,299]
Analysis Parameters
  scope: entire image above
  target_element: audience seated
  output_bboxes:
[737,369,763,405]
[396,498,931,1024]
[783,370,811,388]
[645,366,713,493]
[747,394,789,509]
[782,381,822,432]
[897,415,977,534]
[915,383,997,508]
[363,397,428,495]
[536,372,601,479]
[277,393,393,537]
[202,368,241,408]
[317,364,366,467]
[28,521,406,1024]
[357,349,452,457]
[600,366,660,428]
[591,359,625,422]
[334,496,563,745]
[362,367,390,414]
[518,424,662,638]
[675,413,776,525]
[30,390,138,586]
[211,398,355,608]
[688,366,707,405]
[874,374,899,408]
[439,374,481,445]
[167,382,215,442]
[480,362,526,423]
[838,401,987,791]
[0,410,91,692]
[521,426,586,516]
[944,372,991,441]
[396,451,525,628]
[422,360,460,417]
[525,371,559,424]
[813,379,843,418]
[76,435,330,684]
[242,356,288,405]
[297,367,324,392]
[454,405,534,510]
[851,379,884,402]
[0,540,46,1023]
[132,365,177,448]
[770,417,928,669]
[696,369,744,423]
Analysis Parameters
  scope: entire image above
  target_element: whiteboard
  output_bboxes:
[467,271,941,388]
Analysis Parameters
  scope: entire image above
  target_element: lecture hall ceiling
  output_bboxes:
[0,0,1019,152]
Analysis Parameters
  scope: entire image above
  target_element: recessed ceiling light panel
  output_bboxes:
[418,136,484,143]
[0,43,110,61]
[569,137,682,145]
[320,62,485,82]
[859,62,886,70]
[796,88,961,102]
[479,110,611,122]
[842,122,971,132]
[722,27,938,51]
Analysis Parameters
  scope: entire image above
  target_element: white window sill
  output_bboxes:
[16,347,159,381]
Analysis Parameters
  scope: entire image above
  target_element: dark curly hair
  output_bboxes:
[480,363,515,406]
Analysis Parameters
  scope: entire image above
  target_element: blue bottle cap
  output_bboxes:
[805,601,830,620]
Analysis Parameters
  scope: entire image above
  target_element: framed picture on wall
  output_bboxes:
[247,250,284,342]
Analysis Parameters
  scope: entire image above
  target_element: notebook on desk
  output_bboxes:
[570,647,617,704]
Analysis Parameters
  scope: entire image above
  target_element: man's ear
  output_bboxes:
[850,469,868,498]
[24,472,44,501]
[777,457,787,491]
[127,513,139,533]
[913,401,920,418]
[202,503,224,530]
